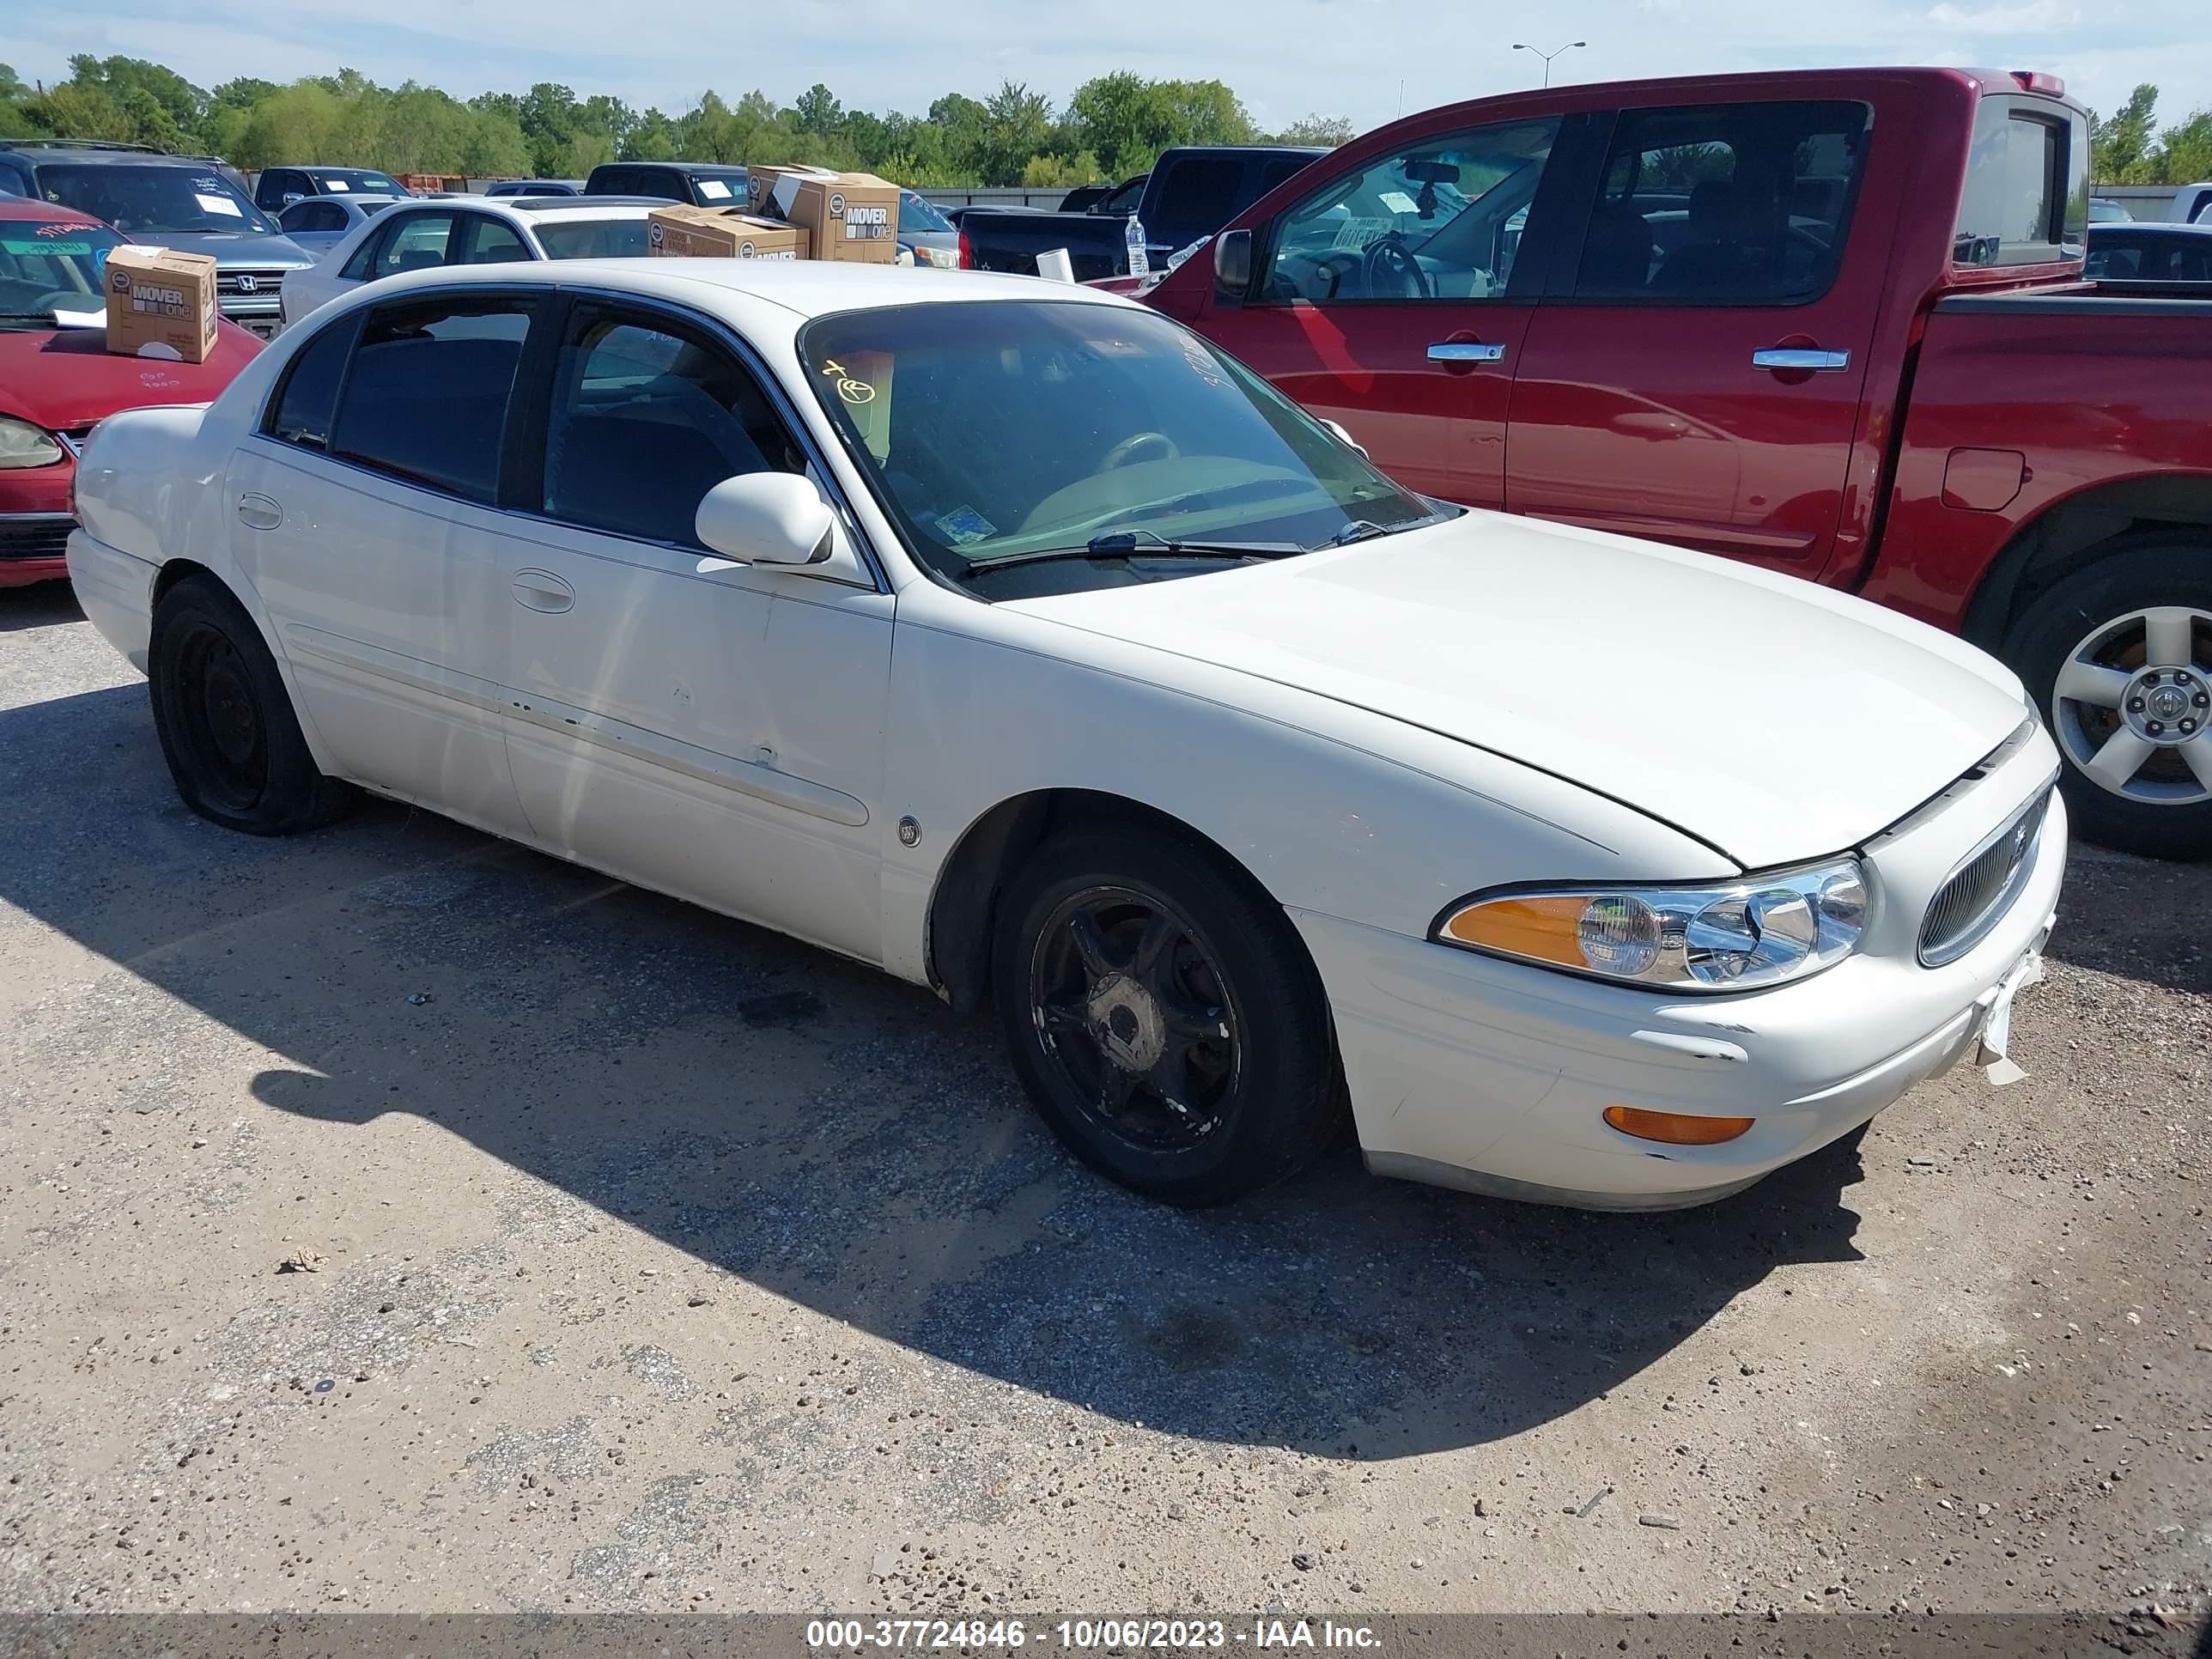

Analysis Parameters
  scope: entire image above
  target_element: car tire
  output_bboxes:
[149,574,353,836]
[2003,542,2212,861]
[992,827,1346,1206]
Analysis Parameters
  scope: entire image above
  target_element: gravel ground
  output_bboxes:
[1,581,2206,1626]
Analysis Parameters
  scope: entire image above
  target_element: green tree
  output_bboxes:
[792,82,842,137]
[1273,113,1353,148]
[2091,84,2160,181]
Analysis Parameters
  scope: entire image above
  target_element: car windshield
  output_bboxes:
[799,300,1442,592]
[38,164,278,236]
[315,169,402,195]
[532,217,652,259]
[0,219,125,320]
[899,192,954,234]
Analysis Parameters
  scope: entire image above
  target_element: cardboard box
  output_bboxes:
[105,245,218,362]
[646,205,810,261]
[744,163,837,217]
[774,172,901,264]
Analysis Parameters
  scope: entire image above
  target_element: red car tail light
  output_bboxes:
[957,228,974,270]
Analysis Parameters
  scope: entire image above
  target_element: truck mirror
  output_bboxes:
[1214,228,1252,298]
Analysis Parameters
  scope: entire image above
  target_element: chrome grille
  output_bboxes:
[216,269,289,297]
[1918,787,2051,967]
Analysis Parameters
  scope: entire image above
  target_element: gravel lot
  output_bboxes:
[2,580,2206,1626]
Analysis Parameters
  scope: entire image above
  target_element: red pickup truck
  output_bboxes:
[1146,67,2212,859]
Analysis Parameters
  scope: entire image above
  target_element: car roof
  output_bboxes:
[598,160,748,174]
[0,143,234,168]
[2091,219,2212,235]
[380,195,653,220]
[0,196,106,227]
[356,256,1129,325]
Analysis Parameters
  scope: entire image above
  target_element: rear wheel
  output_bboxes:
[992,828,1344,1206]
[149,574,352,836]
[2004,543,2212,860]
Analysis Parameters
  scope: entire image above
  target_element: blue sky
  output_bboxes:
[9,0,2209,137]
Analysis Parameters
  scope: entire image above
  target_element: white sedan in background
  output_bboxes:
[278,195,656,327]
[67,261,2063,1211]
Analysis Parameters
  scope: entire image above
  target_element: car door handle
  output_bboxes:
[1427,342,1507,364]
[236,493,283,531]
[1752,348,1850,372]
[510,570,574,614]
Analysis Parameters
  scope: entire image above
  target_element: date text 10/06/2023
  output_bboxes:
[805,1620,1382,1650]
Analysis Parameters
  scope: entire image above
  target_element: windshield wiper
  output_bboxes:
[1324,520,1391,547]
[956,529,1306,580]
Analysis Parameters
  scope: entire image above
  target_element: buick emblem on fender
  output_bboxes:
[234,275,258,294]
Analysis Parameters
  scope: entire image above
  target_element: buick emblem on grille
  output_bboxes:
[233,275,258,294]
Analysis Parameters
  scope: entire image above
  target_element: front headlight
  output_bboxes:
[0,416,65,470]
[1436,857,1869,993]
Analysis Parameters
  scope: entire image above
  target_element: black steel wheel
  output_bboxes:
[149,574,353,836]
[993,827,1343,1205]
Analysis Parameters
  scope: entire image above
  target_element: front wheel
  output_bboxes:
[991,829,1345,1206]
[2004,542,2212,861]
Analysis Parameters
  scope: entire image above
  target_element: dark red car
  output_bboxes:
[1152,68,2212,859]
[0,197,261,588]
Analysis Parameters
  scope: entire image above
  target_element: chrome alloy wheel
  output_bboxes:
[2052,605,2212,807]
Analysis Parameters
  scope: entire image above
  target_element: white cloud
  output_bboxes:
[7,0,2209,142]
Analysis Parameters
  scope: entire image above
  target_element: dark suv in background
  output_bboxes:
[582,161,753,206]
[252,165,409,211]
[0,140,312,337]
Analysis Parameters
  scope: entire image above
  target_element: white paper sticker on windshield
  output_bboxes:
[197,193,244,217]
[698,179,732,199]
[1377,190,1419,215]
[325,179,349,191]
[1331,216,1395,250]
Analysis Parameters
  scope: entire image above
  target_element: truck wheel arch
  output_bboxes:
[1962,471,2212,649]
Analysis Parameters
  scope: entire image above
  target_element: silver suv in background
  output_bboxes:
[0,140,313,337]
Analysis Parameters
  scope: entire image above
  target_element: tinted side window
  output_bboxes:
[329,297,535,502]
[263,317,357,452]
[460,215,530,264]
[1146,156,1244,245]
[1261,118,1559,303]
[371,211,455,278]
[541,303,804,546]
[1574,100,1871,303]
[340,222,388,280]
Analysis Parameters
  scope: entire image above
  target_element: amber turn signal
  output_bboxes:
[1601,1105,1757,1146]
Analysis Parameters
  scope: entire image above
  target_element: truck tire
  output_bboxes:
[2003,541,2212,860]
[992,827,1346,1206]
[149,573,354,836]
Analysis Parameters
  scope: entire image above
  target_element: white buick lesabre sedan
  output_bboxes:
[67,261,2063,1210]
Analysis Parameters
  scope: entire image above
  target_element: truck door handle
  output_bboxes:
[1427,342,1507,364]
[510,570,574,614]
[1752,348,1850,372]
[236,493,283,531]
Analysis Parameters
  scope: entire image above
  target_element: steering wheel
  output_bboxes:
[1362,233,1432,300]
[1102,431,1180,471]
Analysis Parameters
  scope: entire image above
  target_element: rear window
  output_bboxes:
[1146,156,1245,246]
[533,218,652,258]
[329,296,536,502]
[1953,96,2087,268]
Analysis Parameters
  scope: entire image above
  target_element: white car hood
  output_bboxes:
[1004,511,2029,870]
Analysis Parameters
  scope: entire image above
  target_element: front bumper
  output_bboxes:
[1296,738,2069,1211]
[0,459,76,586]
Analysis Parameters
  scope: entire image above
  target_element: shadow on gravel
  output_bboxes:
[1,682,1867,1459]
[2045,848,2212,999]
[0,580,84,633]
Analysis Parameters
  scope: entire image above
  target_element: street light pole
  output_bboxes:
[1511,40,1587,88]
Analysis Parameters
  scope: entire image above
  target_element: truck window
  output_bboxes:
[1147,156,1245,246]
[1257,118,1559,305]
[1572,100,1870,303]
[1952,97,2087,268]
